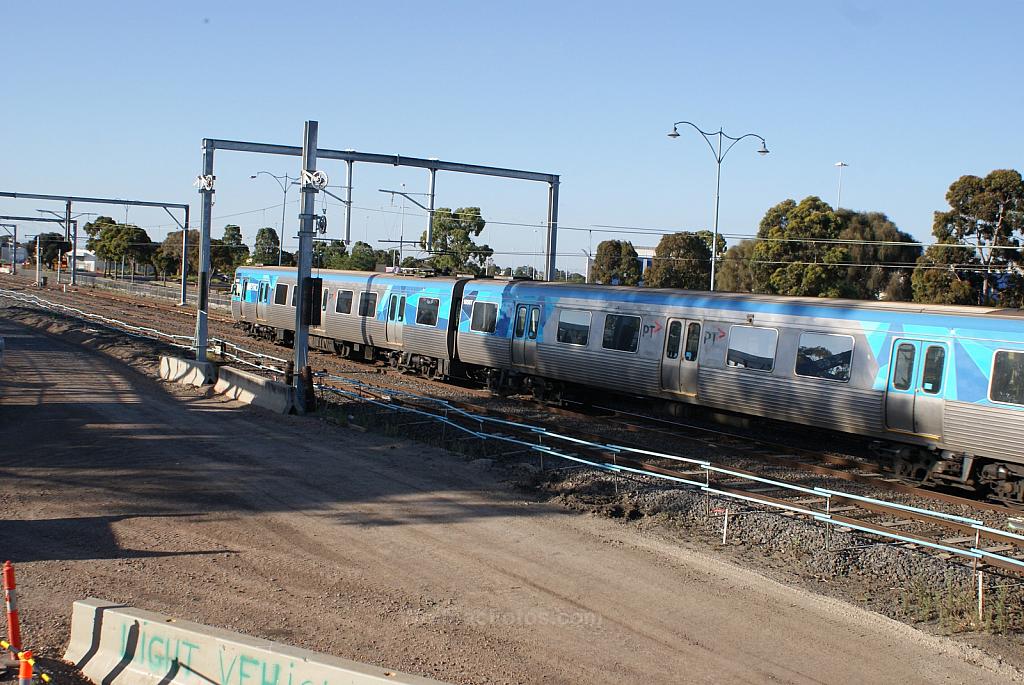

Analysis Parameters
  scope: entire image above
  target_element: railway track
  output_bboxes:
[314,372,1024,577]
[555,400,1019,515]
[3,277,1023,541]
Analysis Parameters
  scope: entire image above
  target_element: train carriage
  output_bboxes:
[233,267,1024,503]
[232,267,469,377]
[455,281,1024,502]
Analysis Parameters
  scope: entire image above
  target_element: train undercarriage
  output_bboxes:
[872,442,1024,505]
[240,322,453,381]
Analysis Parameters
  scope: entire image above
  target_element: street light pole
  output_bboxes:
[251,171,294,265]
[667,121,769,291]
[834,161,848,211]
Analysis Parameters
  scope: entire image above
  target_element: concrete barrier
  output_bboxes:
[65,598,445,685]
[159,355,215,387]
[214,365,294,414]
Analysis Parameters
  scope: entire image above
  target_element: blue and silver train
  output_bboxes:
[232,266,1024,503]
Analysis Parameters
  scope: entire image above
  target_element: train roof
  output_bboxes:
[236,265,468,284]
[236,266,1022,321]
[477,280,1024,321]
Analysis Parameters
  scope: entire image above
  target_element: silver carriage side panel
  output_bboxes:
[320,280,389,348]
[457,333,512,368]
[241,278,258,323]
[943,402,1022,462]
[400,281,462,361]
[456,287,514,368]
[265,276,298,332]
[695,311,885,436]
[532,297,664,396]
[402,325,452,360]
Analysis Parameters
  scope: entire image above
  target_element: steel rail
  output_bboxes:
[6,283,1024,576]
[313,372,1024,576]
[580,400,1016,514]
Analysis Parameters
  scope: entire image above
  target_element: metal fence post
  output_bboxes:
[977,570,985,623]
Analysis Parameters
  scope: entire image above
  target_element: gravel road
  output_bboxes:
[0,313,1020,684]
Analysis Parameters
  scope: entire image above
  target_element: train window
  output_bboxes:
[892,343,915,390]
[514,306,527,337]
[557,310,591,346]
[602,314,641,353]
[921,346,945,394]
[335,290,353,314]
[321,289,329,311]
[727,326,778,372]
[358,291,378,317]
[291,286,296,307]
[990,351,1024,406]
[528,307,540,340]
[471,302,498,333]
[684,322,701,362]
[665,321,682,359]
[398,296,406,322]
[388,295,398,320]
[274,283,288,305]
[795,332,854,382]
[417,297,440,326]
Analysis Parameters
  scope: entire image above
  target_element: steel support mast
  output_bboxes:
[194,142,215,362]
[293,121,319,413]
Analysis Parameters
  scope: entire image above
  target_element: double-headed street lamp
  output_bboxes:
[250,171,297,265]
[667,121,769,291]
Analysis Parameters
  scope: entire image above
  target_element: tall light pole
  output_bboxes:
[667,121,769,291]
[251,171,296,265]
[834,161,848,211]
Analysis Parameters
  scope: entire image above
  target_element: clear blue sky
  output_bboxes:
[3,1,1022,274]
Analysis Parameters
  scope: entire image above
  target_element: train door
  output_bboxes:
[885,339,948,437]
[230,277,245,319]
[660,319,702,395]
[255,281,269,321]
[386,292,405,345]
[511,303,541,368]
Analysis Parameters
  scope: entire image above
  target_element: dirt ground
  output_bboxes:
[0,312,1021,684]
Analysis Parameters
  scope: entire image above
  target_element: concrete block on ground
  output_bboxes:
[214,365,294,414]
[64,598,446,685]
[158,355,215,386]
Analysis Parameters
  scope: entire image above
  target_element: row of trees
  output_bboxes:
[79,217,252,280]
[27,168,1021,308]
[590,168,1023,307]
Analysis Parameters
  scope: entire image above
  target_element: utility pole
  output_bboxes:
[344,160,354,245]
[545,180,559,281]
[10,226,16,276]
[179,205,191,305]
[181,216,189,305]
[426,168,436,250]
[35,235,41,286]
[64,200,72,284]
[667,121,769,291]
[293,120,319,414]
[834,161,848,211]
[195,141,215,362]
[399,183,406,265]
